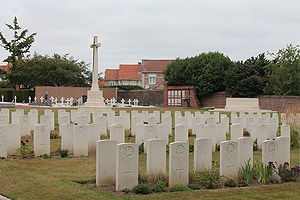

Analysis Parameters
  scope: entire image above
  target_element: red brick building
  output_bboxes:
[104,59,175,90]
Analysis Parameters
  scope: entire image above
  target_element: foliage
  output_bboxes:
[132,184,152,194]
[189,170,221,189]
[0,17,36,65]
[139,143,144,154]
[291,129,299,149]
[0,89,34,103]
[253,139,258,151]
[152,182,167,193]
[41,154,51,159]
[169,184,189,192]
[283,106,300,148]
[215,144,220,152]
[101,85,144,90]
[138,172,168,186]
[264,44,300,95]
[17,140,31,158]
[278,162,300,182]
[56,148,69,158]
[164,52,234,96]
[253,161,274,183]
[225,53,270,97]
[187,184,200,190]
[224,178,236,187]
[189,144,194,152]
[7,53,91,88]
[239,159,254,186]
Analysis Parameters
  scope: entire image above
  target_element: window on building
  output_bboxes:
[130,81,136,85]
[123,81,129,85]
[148,75,156,84]
[109,81,116,86]
[167,90,183,106]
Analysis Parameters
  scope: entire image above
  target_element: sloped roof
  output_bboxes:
[118,64,141,80]
[141,59,175,72]
[104,69,119,80]
[0,63,12,71]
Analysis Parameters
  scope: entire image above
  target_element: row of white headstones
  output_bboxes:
[0,95,139,107]
[0,109,292,190]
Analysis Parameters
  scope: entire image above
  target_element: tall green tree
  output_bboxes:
[0,17,36,65]
[225,53,270,97]
[264,44,300,95]
[164,52,234,96]
[8,53,91,88]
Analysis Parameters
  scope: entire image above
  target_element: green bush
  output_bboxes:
[253,161,274,183]
[152,182,167,193]
[189,171,221,189]
[139,143,144,154]
[17,140,31,158]
[224,178,236,187]
[132,184,152,194]
[189,144,194,152]
[188,184,200,190]
[56,148,69,158]
[169,184,189,192]
[278,162,299,182]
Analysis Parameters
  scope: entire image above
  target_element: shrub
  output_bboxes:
[189,144,194,152]
[152,182,167,193]
[56,148,69,158]
[138,172,168,186]
[132,184,152,194]
[169,184,189,192]
[41,154,51,159]
[139,143,144,154]
[224,178,236,187]
[17,140,31,158]
[278,162,299,182]
[189,170,221,189]
[253,139,258,151]
[188,184,200,190]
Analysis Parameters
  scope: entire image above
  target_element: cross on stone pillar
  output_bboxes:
[90,36,101,91]
[40,96,44,103]
[121,99,125,107]
[128,99,132,105]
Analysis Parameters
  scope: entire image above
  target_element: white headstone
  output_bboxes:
[88,123,99,154]
[135,123,144,145]
[6,124,20,156]
[220,141,239,181]
[19,115,32,136]
[230,124,243,141]
[110,123,125,144]
[169,141,189,186]
[262,139,276,165]
[147,139,166,174]
[73,125,89,156]
[276,136,290,165]
[175,124,188,142]
[96,140,117,186]
[0,125,8,158]
[194,138,212,171]
[94,116,107,136]
[116,143,138,191]
[238,137,253,168]
[60,124,74,153]
[143,124,157,152]
[34,125,50,156]
[131,116,143,136]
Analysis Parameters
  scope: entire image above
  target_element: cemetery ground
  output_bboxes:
[1,108,300,200]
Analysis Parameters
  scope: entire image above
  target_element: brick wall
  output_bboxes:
[117,90,164,106]
[35,86,117,102]
[259,95,300,112]
[199,92,231,108]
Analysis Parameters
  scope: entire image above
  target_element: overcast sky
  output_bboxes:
[0,0,299,73]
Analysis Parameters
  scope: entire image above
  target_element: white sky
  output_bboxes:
[0,0,299,73]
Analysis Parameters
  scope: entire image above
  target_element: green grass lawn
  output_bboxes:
[0,108,299,200]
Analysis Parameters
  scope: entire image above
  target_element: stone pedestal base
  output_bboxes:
[78,89,112,113]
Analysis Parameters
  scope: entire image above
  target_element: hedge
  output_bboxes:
[0,89,34,103]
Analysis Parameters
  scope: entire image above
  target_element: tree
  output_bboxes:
[7,53,92,88]
[164,52,234,96]
[225,53,270,97]
[264,44,300,96]
[0,17,36,65]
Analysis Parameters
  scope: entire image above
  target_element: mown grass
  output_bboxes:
[0,108,298,200]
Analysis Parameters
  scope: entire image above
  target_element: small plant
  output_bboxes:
[215,144,220,152]
[243,129,250,137]
[278,162,299,182]
[166,144,169,153]
[41,154,51,159]
[17,140,31,158]
[138,172,168,185]
[139,143,144,154]
[253,139,258,151]
[189,144,194,152]
[169,184,189,192]
[50,131,60,139]
[121,188,130,193]
[189,170,221,189]
[56,148,69,158]
[188,184,200,190]
[132,184,152,194]
[239,159,254,186]
[224,178,236,187]
[253,161,274,183]
[152,182,167,193]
